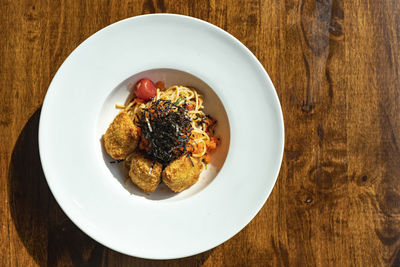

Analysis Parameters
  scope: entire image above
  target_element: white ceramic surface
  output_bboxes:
[39,14,284,259]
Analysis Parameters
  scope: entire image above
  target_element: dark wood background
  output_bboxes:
[1,0,400,266]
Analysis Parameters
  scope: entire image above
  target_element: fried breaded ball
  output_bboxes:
[104,112,139,160]
[162,155,202,192]
[129,151,162,193]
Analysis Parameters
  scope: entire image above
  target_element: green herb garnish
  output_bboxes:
[174,97,182,106]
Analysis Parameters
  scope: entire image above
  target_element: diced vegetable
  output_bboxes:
[155,81,165,90]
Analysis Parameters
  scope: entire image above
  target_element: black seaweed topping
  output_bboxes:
[109,159,124,164]
[136,99,193,165]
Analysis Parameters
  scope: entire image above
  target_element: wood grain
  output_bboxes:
[1,0,400,266]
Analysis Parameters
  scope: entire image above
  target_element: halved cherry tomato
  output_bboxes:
[134,78,157,101]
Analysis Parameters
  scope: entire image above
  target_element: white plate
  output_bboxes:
[39,14,284,259]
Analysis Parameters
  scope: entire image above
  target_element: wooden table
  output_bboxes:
[1,1,399,266]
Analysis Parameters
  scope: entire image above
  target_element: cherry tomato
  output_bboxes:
[134,78,157,101]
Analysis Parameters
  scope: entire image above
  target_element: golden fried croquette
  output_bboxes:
[104,112,139,160]
[162,155,202,192]
[129,151,162,193]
